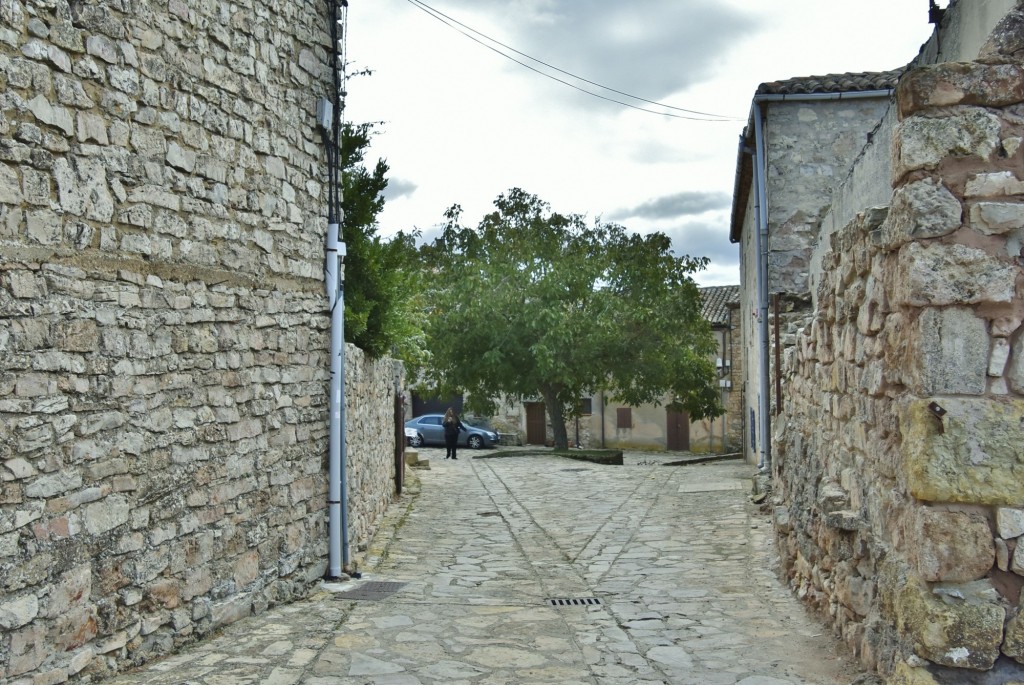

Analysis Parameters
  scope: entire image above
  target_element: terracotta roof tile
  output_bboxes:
[699,285,740,327]
[756,69,906,96]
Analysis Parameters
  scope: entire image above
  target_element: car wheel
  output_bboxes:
[410,433,423,448]
[468,435,483,449]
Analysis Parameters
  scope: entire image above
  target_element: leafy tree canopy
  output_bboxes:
[418,188,722,449]
[341,122,424,360]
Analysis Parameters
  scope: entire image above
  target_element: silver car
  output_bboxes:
[404,414,499,449]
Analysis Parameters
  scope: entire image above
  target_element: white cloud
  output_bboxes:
[344,0,936,286]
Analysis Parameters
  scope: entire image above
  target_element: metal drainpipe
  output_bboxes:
[747,88,893,472]
[326,225,347,578]
[325,0,350,579]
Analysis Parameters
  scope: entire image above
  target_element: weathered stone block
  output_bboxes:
[53,157,113,221]
[52,605,98,651]
[8,623,48,676]
[26,208,61,245]
[901,398,1024,505]
[27,94,73,135]
[909,508,995,582]
[84,495,130,534]
[893,108,1002,181]
[897,62,1024,116]
[908,307,988,395]
[211,595,251,630]
[877,178,962,250]
[997,508,1024,539]
[970,201,1024,235]
[43,564,91,619]
[896,577,1005,670]
[1007,341,1024,394]
[892,242,1016,307]
[965,170,1024,197]
[989,338,1011,377]
[147,579,181,609]
[1005,595,1024,663]
[0,593,39,629]
[887,661,942,685]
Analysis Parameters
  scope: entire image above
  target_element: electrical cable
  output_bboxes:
[405,0,741,122]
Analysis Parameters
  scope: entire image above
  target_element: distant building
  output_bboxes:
[487,285,742,452]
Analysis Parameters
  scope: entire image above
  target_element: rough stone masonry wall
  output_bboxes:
[773,47,1024,682]
[0,1,399,682]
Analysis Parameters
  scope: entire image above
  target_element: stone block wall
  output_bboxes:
[0,0,400,682]
[774,52,1024,679]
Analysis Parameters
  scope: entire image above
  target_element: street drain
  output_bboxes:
[335,581,406,601]
[547,597,602,607]
[478,511,500,517]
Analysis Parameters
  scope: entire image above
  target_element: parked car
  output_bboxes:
[404,414,499,449]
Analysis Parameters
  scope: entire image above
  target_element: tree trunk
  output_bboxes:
[540,388,569,450]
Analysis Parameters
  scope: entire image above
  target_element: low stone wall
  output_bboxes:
[0,274,400,682]
[0,0,401,681]
[774,54,1024,679]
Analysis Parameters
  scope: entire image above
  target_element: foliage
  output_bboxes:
[417,188,722,449]
[340,122,424,360]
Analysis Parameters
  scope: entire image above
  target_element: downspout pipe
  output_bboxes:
[746,88,893,473]
[325,0,350,579]
[326,227,348,578]
[751,104,771,472]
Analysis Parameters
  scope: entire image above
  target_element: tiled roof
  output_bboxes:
[755,69,906,96]
[700,285,740,327]
[730,69,906,244]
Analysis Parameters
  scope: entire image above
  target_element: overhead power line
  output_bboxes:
[404,0,742,122]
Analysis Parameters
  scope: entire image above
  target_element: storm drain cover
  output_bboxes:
[478,511,500,517]
[547,597,602,607]
[335,581,406,601]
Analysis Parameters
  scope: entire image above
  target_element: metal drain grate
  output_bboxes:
[547,597,602,607]
[335,581,407,601]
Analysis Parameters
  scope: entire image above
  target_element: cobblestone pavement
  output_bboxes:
[106,447,867,685]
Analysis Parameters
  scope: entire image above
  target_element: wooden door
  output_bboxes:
[666,407,690,451]
[525,402,546,445]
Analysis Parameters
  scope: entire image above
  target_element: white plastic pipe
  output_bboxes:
[326,223,348,577]
[751,105,771,472]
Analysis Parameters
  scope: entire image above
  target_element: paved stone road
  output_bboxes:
[106,448,866,685]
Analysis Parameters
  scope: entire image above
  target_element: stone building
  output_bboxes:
[489,285,743,453]
[579,285,742,453]
[732,0,1024,681]
[730,70,902,467]
[0,0,401,682]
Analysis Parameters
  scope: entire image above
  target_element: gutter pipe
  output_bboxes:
[746,88,893,472]
[325,0,350,579]
[326,226,348,577]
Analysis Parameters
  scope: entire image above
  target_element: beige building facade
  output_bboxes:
[495,285,743,453]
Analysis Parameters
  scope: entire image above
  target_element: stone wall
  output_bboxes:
[738,96,894,464]
[0,0,400,682]
[774,47,1024,680]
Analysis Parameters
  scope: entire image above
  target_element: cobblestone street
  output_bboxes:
[105,448,865,685]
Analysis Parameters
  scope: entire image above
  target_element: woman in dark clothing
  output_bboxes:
[442,407,466,460]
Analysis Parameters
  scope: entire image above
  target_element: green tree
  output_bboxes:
[341,122,422,360]
[418,188,722,450]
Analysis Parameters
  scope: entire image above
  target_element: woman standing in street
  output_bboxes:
[442,408,466,460]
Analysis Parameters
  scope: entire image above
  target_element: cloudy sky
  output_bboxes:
[342,0,938,286]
